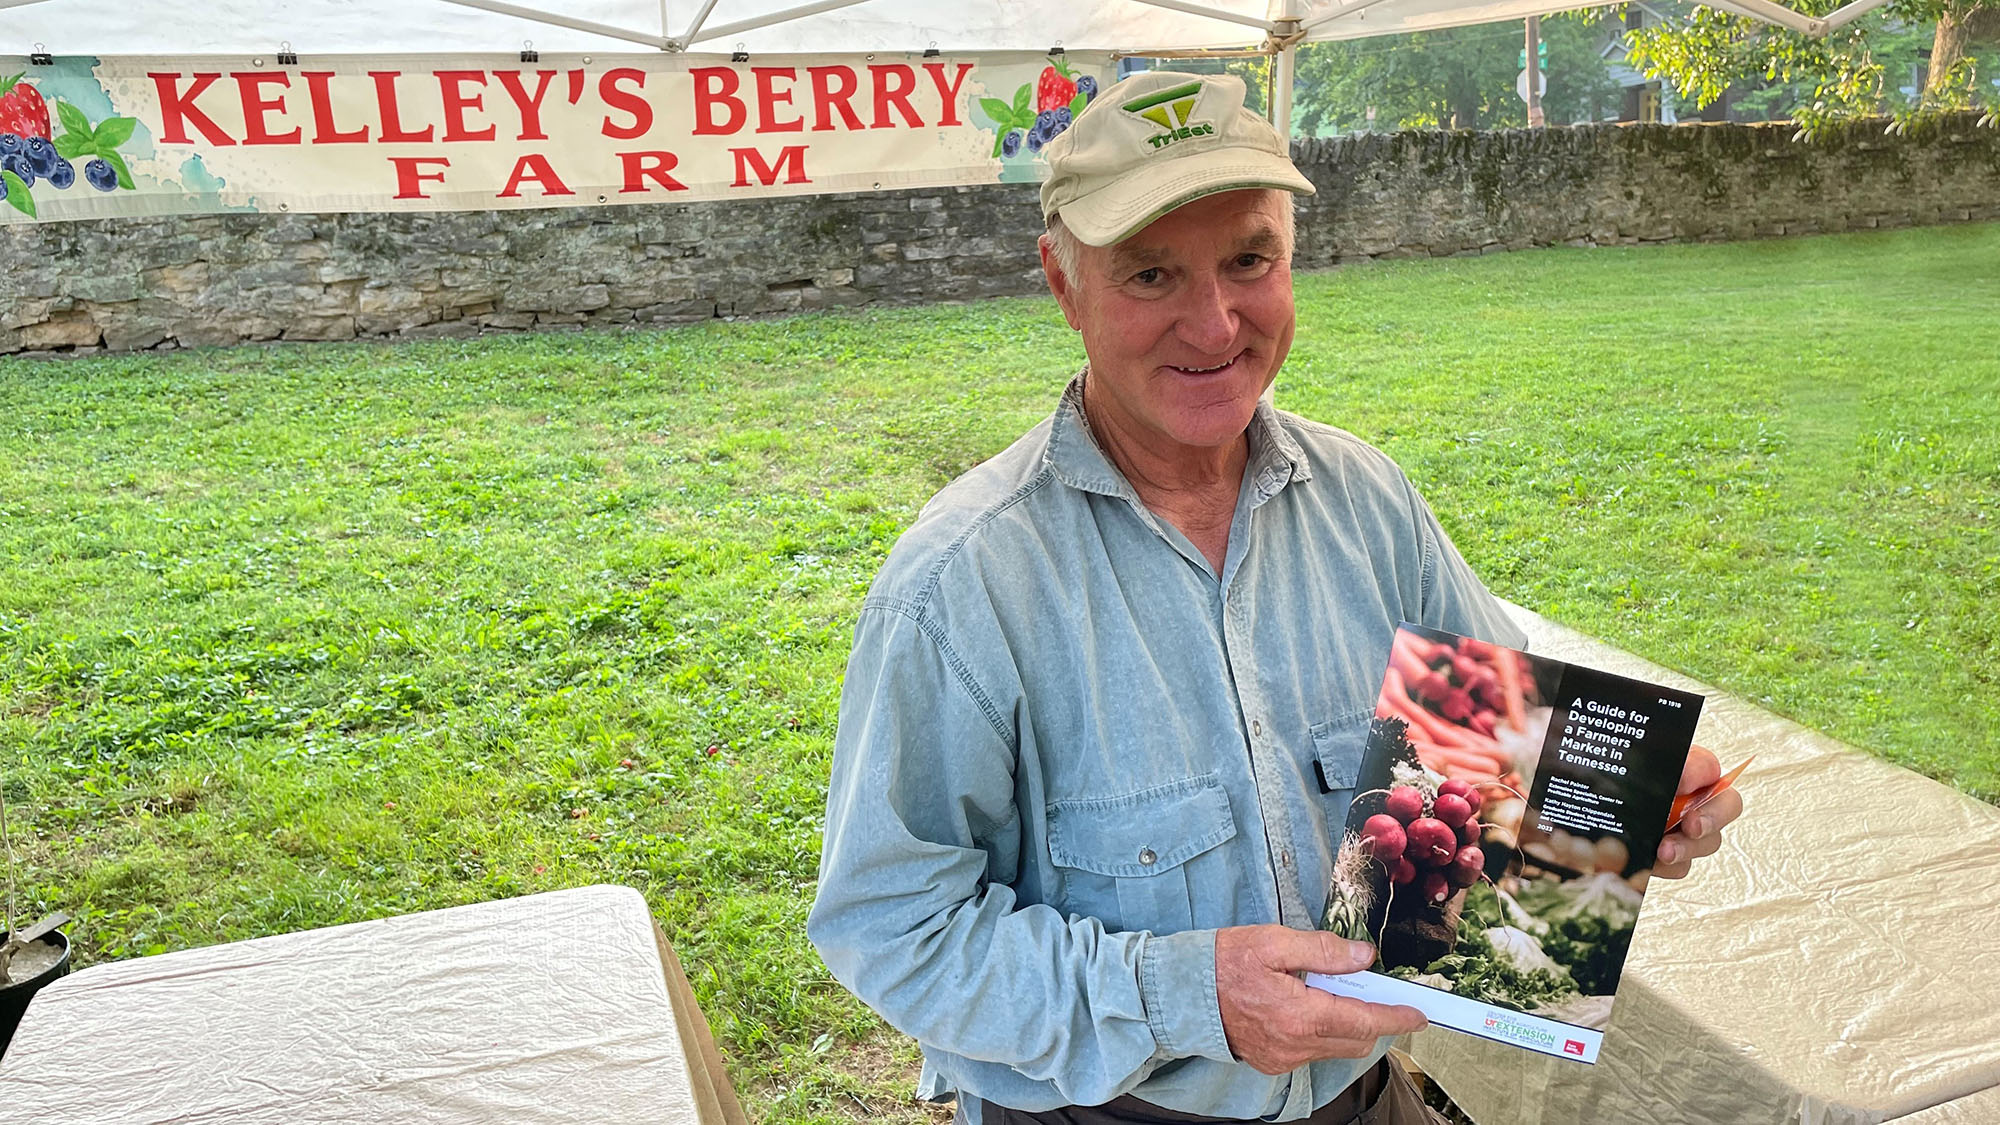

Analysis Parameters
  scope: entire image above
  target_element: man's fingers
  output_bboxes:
[1688,787,1744,837]
[1676,744,1722,795]
[1305,993,1428,1041]
[1252,926,1377,975]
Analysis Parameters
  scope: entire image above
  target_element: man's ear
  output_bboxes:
[1038,234,1082,331]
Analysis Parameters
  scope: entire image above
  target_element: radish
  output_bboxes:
[1406,817,1457,864]
[1421,871,1453,905]
[1431,793,1472,828]
[1448,845,1485,888]
[1391,857,1417,884]
[1383,785,1424,823]
[1457,817,1480,847]
[1362,814,1407,864]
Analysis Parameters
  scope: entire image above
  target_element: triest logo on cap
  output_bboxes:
[1121,81,1215,151]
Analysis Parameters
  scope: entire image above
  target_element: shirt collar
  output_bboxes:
[1045,370,1313,503]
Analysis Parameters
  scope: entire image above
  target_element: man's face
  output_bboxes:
[1043,189,1296,461]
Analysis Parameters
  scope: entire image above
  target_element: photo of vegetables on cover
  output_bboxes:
[1322,624,1696,1036]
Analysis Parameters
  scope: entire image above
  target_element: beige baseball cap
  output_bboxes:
[1040,70,1315,246]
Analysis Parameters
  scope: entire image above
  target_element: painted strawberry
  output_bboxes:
[0,74,52,139]
[1035,60,1078,113]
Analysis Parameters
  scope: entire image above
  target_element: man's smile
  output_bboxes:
[1165,350,1249,375]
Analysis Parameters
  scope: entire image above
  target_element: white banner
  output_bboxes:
[0,51,1116,223]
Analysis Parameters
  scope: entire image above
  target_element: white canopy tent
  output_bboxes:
[2,0,1901,137]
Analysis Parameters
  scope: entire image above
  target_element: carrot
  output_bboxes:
[1388,637,1432,688]
[1495,649,1529,735]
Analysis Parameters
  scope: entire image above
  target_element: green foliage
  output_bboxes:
[1397,883,1576,1010]
[1293,15,1620,132]
[1539,911,1634,995]
[1627,0,2000,135]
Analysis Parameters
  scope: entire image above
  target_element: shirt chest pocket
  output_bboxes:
[1310,713,1370,816]
[1045,775,1236,936]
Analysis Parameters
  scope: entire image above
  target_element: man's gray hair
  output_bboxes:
[1044,193,1299,287]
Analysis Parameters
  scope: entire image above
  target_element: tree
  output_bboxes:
[1291,17,1620,133]
[1626,0,2000,134]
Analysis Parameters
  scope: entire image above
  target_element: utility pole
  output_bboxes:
[1525,16,1546,127]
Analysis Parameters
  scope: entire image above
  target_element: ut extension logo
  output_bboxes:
[1564,1040,1587,1056]
[1122,82,1215,150]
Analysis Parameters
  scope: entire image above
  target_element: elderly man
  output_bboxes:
[808,71,1740,1124]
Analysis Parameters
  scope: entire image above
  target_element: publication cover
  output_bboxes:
[1305,623,1704,1064]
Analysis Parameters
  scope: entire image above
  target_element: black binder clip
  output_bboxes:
[923,42,940,58]
[520,40,539,63]
[277,41,298,66]
[29,43,53,66]
[731,46,750,62]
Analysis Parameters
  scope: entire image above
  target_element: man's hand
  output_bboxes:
[1214,925,1428,1075]
[1653,743,1745,879]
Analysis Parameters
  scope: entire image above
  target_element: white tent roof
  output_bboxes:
[0,0,1891,57]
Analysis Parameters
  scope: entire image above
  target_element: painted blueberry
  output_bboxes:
[22,136,56,177]
[1076,75,1098,101]
[0,133,21,156]
[1055,107,1073,129]
[1001,129,1022,157]
[84,157,117,192]
[1026,129,1045,155]
[47,156,74,189]
[1035,109,1057,135]
[2,153,36,189]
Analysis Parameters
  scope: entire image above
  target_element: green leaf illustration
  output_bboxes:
[92,116,136,149]
[1069,91,1088,119]
[103,149,134,190]
[3,168,37,218]
[1012,83,1030,117]
[979,97,1013,127]
[56,100,92,138]
[54,133,88,160]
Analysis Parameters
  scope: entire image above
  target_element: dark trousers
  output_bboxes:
[974,1055,1446,1125]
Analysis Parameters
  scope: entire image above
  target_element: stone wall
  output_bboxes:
[4,115,1996,355]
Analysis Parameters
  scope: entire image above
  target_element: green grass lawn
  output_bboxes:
[2,221,1995,1120]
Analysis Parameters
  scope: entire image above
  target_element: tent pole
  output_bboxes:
[434,0,668,49]
[1817,0,1896,32]
[1695,0,1822,34]
[691,0,878,45]
[0,0,58,11]
[676,0,724,48]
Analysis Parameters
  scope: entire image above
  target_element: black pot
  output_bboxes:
[0,929,72,1060]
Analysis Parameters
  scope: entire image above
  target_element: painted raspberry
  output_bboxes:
[0,75,51,140]
[1035,63,1077,113]
[84,157,116,192]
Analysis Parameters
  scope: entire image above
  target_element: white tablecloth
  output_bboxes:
[0,884,747,1125]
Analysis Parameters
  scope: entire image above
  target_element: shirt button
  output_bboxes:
[1280,849,1293,869]
[1138,848,1157,866]
[1252,720,1263,737]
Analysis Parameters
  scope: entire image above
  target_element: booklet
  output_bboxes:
[1305,623,1704,1064]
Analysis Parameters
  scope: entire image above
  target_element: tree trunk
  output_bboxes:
[1929,2,2000,94]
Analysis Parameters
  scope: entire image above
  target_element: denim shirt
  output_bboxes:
[807,376,1525,1121]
